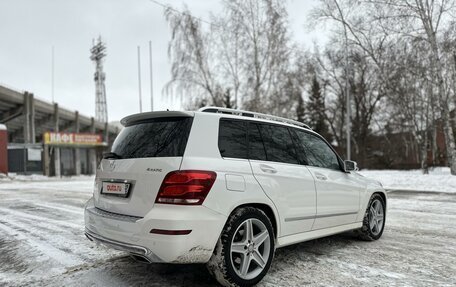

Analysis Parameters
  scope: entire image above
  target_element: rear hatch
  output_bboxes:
[94,112,194,217]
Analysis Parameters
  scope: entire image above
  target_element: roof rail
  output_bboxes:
[198,107,311,129]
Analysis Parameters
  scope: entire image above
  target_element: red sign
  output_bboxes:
[0,125,8,174]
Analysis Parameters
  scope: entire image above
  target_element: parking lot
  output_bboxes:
[0,177,455,286]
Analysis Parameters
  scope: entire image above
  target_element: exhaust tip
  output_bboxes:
[130,254,152,264]
[85,233,93,241]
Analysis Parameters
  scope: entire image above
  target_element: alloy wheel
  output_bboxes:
[230,218,271,280]
[369,199,384,236]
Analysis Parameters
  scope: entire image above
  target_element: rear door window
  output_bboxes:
[295,130,340,170]
[248,123,267,161]
[218,119,248,159]
[257,124,298,164]
[111,117,193,159]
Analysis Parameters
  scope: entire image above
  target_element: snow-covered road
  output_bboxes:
[0,176,455,286]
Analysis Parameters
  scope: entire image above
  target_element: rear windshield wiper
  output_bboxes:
[103,152,123,159]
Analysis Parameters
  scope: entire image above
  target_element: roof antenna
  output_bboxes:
[166,108,169,111]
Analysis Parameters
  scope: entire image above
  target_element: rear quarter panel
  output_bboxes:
[180,113,281,236]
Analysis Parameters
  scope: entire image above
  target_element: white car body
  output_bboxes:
[85,108,386,272]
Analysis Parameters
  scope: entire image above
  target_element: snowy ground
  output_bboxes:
[0,172,455,286]
[359,167,456,193]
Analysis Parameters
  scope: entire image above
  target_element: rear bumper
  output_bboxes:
[85,228,162,263]
[84,198,227,263]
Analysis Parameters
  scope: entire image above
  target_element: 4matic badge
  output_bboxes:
[109,160,116,170]
[146,168,162,172]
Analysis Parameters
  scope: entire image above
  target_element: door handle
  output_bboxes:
[315,173,327,180]
[260,164,277,174]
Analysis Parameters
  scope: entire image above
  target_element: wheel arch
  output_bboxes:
[373,190,387,210]
[229,203,279,239]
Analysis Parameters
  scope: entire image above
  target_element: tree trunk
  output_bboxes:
[427,29,456,175]
[441,105,456,174]
[431,122,437,165]
[420,131,429,174]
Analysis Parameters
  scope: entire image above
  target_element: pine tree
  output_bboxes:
[296,93,305,123]
[307,75,331,142]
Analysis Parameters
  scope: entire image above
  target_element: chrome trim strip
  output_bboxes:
[285,211,358,222]
[284,215,314,222]
[315,211,359,219]
[86,206,143,223]
[85,228,163,263]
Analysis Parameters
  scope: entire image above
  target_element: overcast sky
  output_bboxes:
[0,0,325,122]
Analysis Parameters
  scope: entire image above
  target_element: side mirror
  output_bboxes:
[344,160,358,172]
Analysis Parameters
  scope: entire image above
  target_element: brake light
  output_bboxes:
[155,170,217,205]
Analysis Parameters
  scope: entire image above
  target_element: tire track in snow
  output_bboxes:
[0,207,82,229]
[19,201,84,216]
[0,211,102,263]
[0,221,84,268]
[0,216,89,258]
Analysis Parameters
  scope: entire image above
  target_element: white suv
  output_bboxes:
[85,107,386,286]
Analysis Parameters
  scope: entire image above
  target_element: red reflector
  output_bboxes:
[150,229,192,235]
[155,170,217,205]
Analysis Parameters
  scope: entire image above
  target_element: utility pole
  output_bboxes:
[344,27,351,160]
[149,41,154,111]
[51,46,55,103]
[333,0,351,160]
[137,46,143,113]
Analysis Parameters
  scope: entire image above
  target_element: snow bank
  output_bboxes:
[2,168,455,194]
[0,174,95,193]
[0,173,94,182]
[359,167,456,193]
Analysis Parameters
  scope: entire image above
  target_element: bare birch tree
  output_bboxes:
[313,0,456,174]
[164,0,294,115]
[165,6,222,107]
[369,0,456,174]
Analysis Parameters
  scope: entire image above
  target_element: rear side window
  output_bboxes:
[258,124,298,164]
[111,117,192,159]
[218,119,248,159]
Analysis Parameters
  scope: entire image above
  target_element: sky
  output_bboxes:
[0,0,325,122]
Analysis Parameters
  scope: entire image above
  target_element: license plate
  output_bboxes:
[102,182,130,196]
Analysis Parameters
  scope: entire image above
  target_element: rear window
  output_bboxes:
[111,117,193,159]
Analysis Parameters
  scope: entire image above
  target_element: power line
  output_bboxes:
[149,0,221,28]
[149,0,313,55]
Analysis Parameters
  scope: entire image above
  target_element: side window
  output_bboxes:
[218,119,248,159]
[258,124,298,164]
[295,130,340,170]
[289,129,308,165]
[248,123,267,161]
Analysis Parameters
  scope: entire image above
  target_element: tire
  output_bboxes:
[357,193,386,241]
[207,207,275,287]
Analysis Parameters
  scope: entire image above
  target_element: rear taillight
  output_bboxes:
[155,170,217,205]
